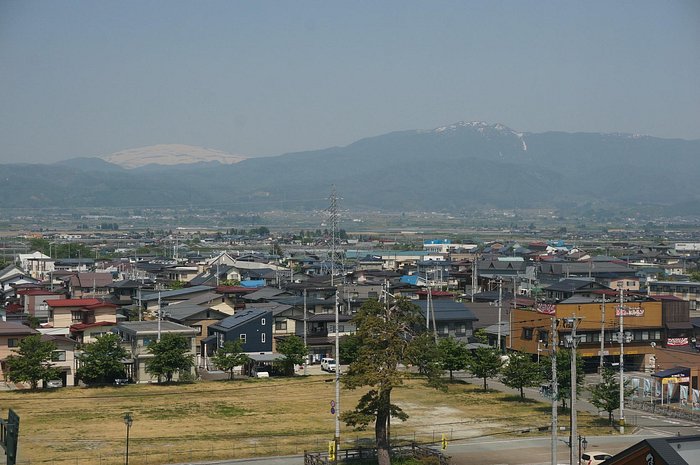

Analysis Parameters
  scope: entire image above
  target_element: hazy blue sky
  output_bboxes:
[1,1,699,164]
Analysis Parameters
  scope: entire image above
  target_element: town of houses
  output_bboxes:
[1,233,700,400]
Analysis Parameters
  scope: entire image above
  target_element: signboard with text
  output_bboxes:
[615,305,644,317]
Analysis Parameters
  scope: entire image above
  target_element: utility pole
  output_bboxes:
[471,258,477,303]
[334,289,340,461]
[599,293,606,372]
[563,314,582,465]
[157,292,162,342]
[303,288,308,376]
[497,276,503,351]
[618,286,626,433]
[551,317,558,465]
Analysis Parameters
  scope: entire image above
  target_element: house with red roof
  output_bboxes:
[46,298,118,329]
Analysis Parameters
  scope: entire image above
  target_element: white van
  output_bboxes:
[320,358,337,372]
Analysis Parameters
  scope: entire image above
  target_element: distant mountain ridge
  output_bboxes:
[1,121,699,213]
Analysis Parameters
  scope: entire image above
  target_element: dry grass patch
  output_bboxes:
[0,377,613,465]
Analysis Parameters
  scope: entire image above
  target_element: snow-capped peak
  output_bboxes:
[432,121,527,151]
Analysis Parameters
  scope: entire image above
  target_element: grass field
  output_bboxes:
[0,376,615,465]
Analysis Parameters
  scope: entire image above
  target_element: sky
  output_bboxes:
[1,0,699,164]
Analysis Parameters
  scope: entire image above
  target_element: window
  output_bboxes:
[71,311,83,322]
[522,328,533,340]
[261,318,266,326]
[329,324,335,332]
[7,338,17,348]
[218,333,224,348]
[441,325,449,335]
[192,325,202,335]
[538,330,548,343]
[368,291,378,299]
[456,324,466,335]
[52,351,66,362]
[142,337,152,346]
[240,334,246,343]
[261,333,266,343]
[275,320,287,331]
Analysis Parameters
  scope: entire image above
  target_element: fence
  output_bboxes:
[304,443,449,465]
[10,428,462,465]
[627,398,700,423]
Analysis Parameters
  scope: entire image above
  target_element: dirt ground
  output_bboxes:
[0,376,596,465]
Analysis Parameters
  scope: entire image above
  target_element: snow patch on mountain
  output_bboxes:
[433,121,528,151]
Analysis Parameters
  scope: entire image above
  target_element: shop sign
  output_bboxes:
[667,337,689,346]
[615,305,644,317]
[536,303,556,315]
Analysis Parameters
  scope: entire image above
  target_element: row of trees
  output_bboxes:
[5,330,312,388]
[5,333,197,387]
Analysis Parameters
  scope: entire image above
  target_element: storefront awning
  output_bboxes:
[652,366,690,378]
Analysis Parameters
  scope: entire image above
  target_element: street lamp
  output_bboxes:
[123,412,133,465]
[578,435,588,465]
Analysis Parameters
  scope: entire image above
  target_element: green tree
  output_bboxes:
[339,333,362,365]
[29,238,50,255]
[471,328,489,344]
[5,335,60,389]
[276,335,307,376]
[437,336,470,381]
[406,333,442,378]
[341,299,444,465]
[541,349,584,409]
[589,367,635,425]
[76,333,128,385]
[500,352,542,400]
[212,340,250,380]
[467,347,503,391]
[146,333,194,383]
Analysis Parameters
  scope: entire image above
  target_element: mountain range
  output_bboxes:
[2,122,699,214]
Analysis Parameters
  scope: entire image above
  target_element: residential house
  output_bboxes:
[66,272,114,299]
[163,302,230,357]
[46,298,118,329]
[648,281,700,310]
[302,312,355,362]
[140,285,218,312]
[543,278,611,302]
[42,334,77,387]
[17,251,54,280]
[116,321,197,383]
[0,321,38,384]
[53,258,94,273]
[70,321,117,345]
[415,299,478,341]
[205,309,273,356]
[17,289,65,323]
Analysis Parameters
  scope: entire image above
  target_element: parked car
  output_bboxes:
[45,379,63,389]
[320,358,337,372]
[581,451,612,465]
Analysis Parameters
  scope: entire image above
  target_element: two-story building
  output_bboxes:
[116,321,197,383]
[510,300,664,371]
[46,298,118,329]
